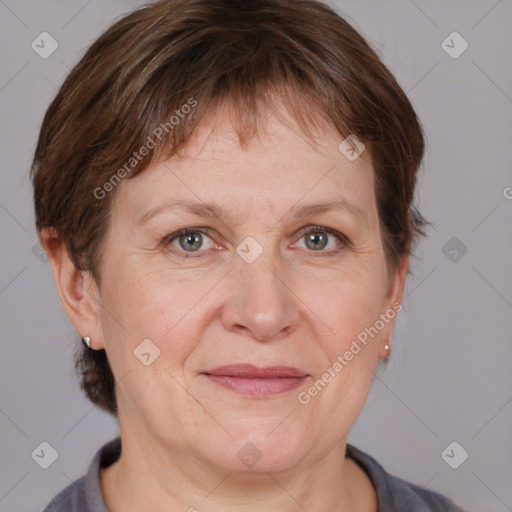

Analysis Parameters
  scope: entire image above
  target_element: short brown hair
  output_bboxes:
[31,0,427,416]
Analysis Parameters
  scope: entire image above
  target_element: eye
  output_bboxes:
[161,225,349,259]
[293,225,348,254]
[162,228,217,257]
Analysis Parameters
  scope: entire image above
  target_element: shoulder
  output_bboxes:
[41,438,120,512]
[346,443,467,512]
[385,472,467,512]
[42,476,87,512]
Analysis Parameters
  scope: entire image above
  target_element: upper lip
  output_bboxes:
[202,364,308,378]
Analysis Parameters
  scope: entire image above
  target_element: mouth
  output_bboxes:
[201,364,309,397]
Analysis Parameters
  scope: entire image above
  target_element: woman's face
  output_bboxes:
[83,105,406,473]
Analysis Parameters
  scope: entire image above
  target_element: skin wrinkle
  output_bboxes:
[45,103,407,512]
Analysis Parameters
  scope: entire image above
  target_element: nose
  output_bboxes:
[220,246,301,342]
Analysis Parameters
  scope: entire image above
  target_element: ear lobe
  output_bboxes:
[378,254,408,359]
[40,228,105,350]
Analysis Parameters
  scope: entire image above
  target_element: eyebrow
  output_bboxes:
[138,198,366,225]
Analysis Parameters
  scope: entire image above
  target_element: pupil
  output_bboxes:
[307,232,327,250]
[180,233,202,251]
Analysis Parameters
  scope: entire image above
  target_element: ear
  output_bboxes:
[40,228,106,350]
[378,254,408,359]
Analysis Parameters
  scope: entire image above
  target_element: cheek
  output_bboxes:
[98,262,214,367]
[296,278,384,436]
[303,266,388,356]
[97,266,208,420]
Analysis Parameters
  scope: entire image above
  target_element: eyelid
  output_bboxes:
[162,226,216,244]
[161,227,219,256]
[161,225,350,257]
[292,225,350,252]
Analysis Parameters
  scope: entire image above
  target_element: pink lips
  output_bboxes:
[202,364,309,397]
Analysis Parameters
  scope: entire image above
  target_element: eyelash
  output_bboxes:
[161,226,350,259]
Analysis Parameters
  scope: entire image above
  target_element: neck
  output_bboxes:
[100,430,377,512]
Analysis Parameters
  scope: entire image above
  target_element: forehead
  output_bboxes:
[113,103,376,226]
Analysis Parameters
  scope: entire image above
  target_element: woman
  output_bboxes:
[32,0,466,510]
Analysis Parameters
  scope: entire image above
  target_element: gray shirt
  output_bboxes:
[42,438,466,511]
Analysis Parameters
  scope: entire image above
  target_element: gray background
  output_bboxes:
[1,0,511,510]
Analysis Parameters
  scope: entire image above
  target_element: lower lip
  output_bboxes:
[204,375,308,397]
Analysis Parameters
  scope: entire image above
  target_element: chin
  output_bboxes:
[201,422,309,474]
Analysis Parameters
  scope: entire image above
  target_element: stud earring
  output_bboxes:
[81,336,92,349]
[384,343,390,352]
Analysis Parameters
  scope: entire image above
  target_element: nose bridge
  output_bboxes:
[221,233,299,341]
[240,239,283,296]
[238,234,287,307]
